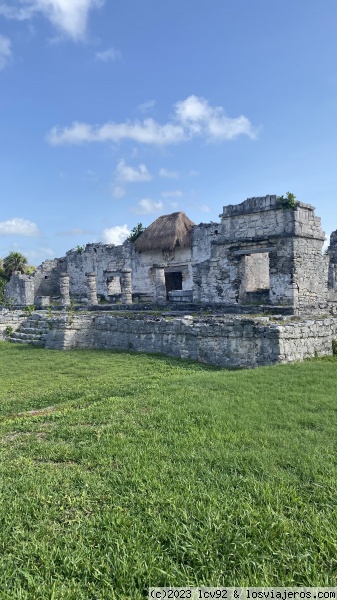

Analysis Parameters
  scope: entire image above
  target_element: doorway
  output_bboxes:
[165,271,182,299]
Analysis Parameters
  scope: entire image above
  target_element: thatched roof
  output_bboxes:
[134,212,195,253]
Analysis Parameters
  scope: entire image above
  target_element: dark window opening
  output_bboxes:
[165,271,182,299]
[44,276,49,279]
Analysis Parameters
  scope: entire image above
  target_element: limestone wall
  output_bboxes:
[4,273,35,306]
[34,258,66,298]
[44,313,337,368]
[0,311,26,339]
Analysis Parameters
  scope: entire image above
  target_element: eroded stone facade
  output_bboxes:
[4,195,336,313]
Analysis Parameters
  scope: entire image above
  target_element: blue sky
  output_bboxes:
[0,0,336,265]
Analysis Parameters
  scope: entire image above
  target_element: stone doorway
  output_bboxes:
[240,252,270,304]
[165,271,182,299]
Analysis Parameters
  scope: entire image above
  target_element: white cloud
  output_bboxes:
[323,234,330,254]
[95,47,121,62]
[47,95,257,145]
[137,99,155,113]
[111,185,125,199]
[0,0,103,40]
[131,199,163,215]
[175,95,257,141]
[0,218,40,236]
[116,159,152,183]
[159,168,180,179]
[161,190,183,198]
[169,201,179,209]
[102,224,130,245]
[47,118,185,146]
[0,35,12,70]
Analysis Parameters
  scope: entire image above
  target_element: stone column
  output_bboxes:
[85,272,98,305]
[153,264,166,304]
[59,273,70,307]
[121,269,132,305]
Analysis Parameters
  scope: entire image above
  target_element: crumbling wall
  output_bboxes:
[0,311,26,339]
[193,195,327,308]
[33,258,66,298]
[44,313,337,368]
[4,273,35,306]
[64,244,125,298]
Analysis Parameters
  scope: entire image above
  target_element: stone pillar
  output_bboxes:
[121,269,132,304]
[153,264,166,304]
[59,273,70,307]
[85,272,98,305]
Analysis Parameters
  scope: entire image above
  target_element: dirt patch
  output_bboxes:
[16,406,55,418]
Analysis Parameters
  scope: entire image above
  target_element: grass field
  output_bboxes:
[0,341,337,599]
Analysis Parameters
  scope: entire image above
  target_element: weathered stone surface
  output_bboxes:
[40,312,337,368]
[3,195,336,316]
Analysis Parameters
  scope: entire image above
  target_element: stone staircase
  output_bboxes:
[8,313,50,347]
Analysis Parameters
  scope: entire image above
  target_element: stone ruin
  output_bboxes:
[3,195,337,368]
[4,195,337,314]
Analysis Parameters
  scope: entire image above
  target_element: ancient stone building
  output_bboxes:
[4,195,336,313]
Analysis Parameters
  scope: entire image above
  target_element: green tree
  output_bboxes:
[3,252,28,278]
[128,223,146,242]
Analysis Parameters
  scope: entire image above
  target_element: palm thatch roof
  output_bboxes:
[134,212,195,253]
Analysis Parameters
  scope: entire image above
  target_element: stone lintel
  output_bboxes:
[233,247,276,256]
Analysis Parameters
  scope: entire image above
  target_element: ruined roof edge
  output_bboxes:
[220,195,316,218]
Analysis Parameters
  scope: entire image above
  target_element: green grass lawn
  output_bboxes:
[0,341,337,599]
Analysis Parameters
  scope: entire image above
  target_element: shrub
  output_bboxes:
[277,191,297,209]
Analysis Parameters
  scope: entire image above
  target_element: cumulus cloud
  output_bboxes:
[47,95,257,145]
[101,224,130,245]
[47,119,185,146]
[0,218,40,236]
[116,159,152,183]
[131,199,163,215]
[0,34,12,70]
[0,0,103,40]
[95,47,121,62]
[159,168,180,179]
[199,204,211,212]
[175,95,256,141]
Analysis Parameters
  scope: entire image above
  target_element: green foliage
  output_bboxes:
[3,295,15,310]
[0,274,8,304]
[3,251,28,277]
[24,305,36,316]
[0,345,337,595]
[66,298,76,324]
[127,223,146,242]
[76,245,85,254]
[277,191,298,209]
[24,265,36,275]
[332,339,337,355]
[5,325,14,336]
